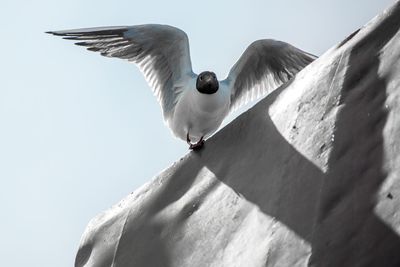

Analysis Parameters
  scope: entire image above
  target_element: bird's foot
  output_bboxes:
[187,134,205,151]
[189,139,205,150]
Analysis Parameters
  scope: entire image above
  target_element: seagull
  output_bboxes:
[47,24,316,150]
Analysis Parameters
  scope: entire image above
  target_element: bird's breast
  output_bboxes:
[192,84,230,118]
[170,84,230,141]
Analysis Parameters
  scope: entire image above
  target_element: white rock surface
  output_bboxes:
[75,2,400,266]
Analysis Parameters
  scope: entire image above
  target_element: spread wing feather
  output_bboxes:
[47,24,194,122]
[224,39,316,110]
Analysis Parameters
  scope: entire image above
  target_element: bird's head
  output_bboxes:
[196,71,219,94]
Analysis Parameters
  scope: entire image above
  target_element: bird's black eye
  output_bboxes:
[199,75,203,81]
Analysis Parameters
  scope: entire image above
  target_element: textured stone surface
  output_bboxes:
[75,2,400,266]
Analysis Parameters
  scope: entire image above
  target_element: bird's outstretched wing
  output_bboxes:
[47,24,194,122]
[224,39,316,111]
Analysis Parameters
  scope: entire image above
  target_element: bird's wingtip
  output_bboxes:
[46,31,58,35]
[46,31,70,37]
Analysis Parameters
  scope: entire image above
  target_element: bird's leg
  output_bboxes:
[186,133,205,150]
[186,132,192,146]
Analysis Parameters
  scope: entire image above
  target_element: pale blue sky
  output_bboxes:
[0,0,394,266]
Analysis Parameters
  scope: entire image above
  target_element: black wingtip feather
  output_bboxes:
[46,31,66,36]
[75,42,88,46]
[62,36,80,40]
[88,47,102,52]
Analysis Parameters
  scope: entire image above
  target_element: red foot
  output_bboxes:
[187,133,205,150]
